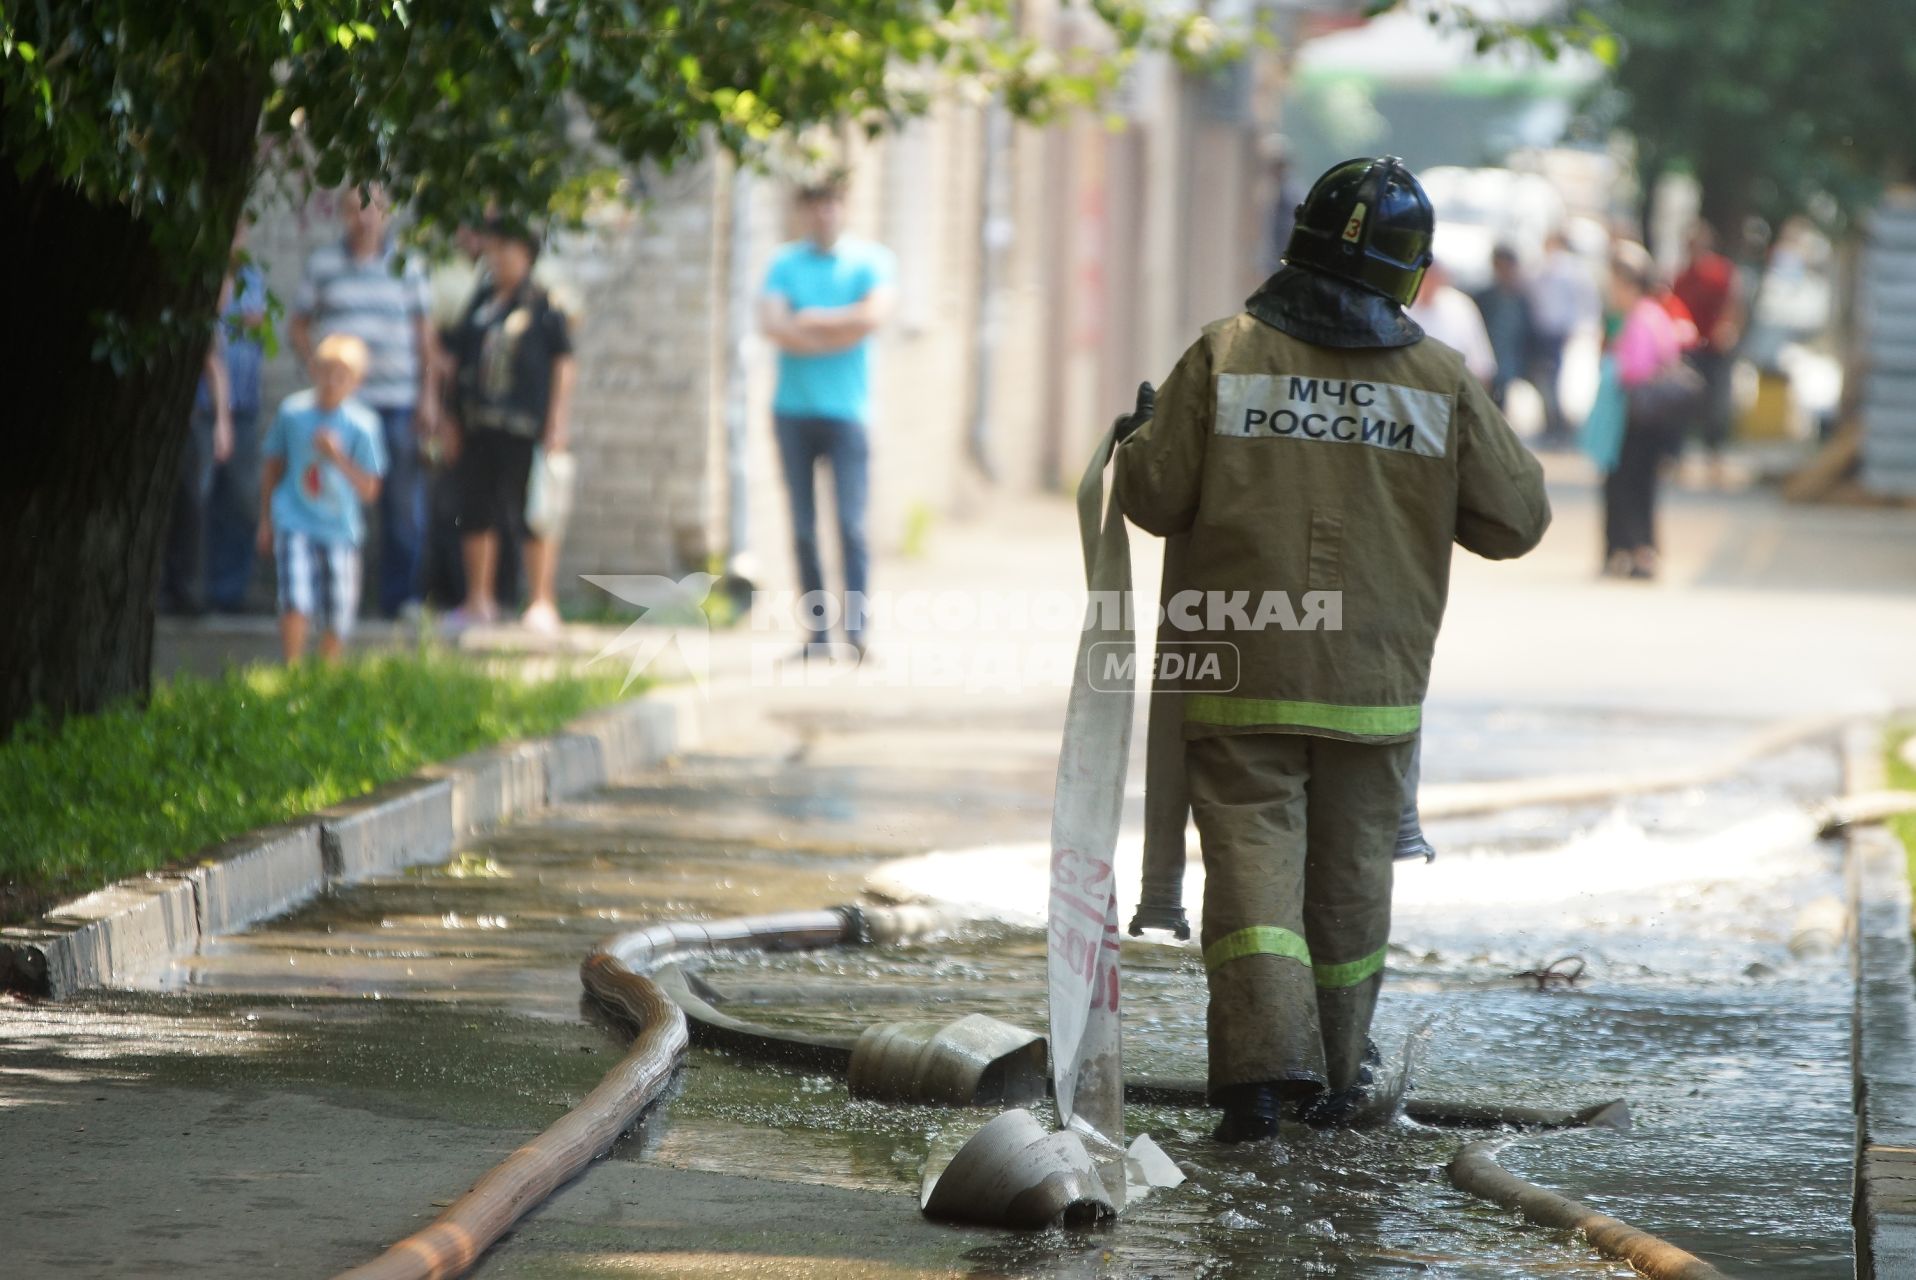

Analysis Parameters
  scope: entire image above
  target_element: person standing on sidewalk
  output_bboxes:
[159,286,235,616]
[1114,156,1550,1143]
[1472,245,1535,410]
[205,221,270,613]
[1407,260,1497,389]
[257,335,386,663]
[1671,222,1744,486]
[758,177,895,659]
[1528,231,1601,446]
[443,219,577,634]
[290,185,437,619]
[1602,243,1689,580]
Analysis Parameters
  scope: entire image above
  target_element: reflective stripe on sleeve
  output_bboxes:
[1313,945,1388,989]
[1204,925,1313,973]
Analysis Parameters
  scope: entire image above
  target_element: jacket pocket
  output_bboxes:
[1308,508,1344,591]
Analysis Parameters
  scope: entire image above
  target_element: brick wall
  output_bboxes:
[556,162,725,585]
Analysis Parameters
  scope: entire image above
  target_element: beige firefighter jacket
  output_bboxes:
[1114,312,1550,745]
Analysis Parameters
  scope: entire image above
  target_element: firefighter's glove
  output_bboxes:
[1113,381,1156,444]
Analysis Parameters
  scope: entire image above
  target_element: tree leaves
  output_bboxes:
[1367,1,1614,68]
[3,0,1236,275]
[1593,0,1916,231]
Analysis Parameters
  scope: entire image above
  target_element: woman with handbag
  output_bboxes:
[443,218,577,633]
[1602,243,1696,580]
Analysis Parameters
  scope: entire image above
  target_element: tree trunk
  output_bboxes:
[0,76,263,739]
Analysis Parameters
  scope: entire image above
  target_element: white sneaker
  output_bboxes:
[440,605,497,636]
[521,602,561,635]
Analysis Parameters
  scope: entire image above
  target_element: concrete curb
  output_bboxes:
[187,822,326,938]
[1847,719,1916,1277]
[319,776,458,881]
[0,876,199,999]
[0,693,689,1000]
[421,741,546,837]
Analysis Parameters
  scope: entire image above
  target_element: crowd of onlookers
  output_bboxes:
[164,172,1744,667]
[1405,222,1744,582]
[165,174,902,667]
[163,188,578,662]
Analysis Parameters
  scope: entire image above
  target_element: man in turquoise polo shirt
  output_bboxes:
[759,177,896,658]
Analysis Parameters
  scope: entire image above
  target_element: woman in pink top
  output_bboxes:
[1603,243,1685,579]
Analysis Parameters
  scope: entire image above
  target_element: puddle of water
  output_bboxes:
[661,760,1852,1277]
[117,717,1851,1276]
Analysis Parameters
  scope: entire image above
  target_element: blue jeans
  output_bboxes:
[774,414,870,643]
[1529,332,1571,441]
[374,405,426,617]
[205,407,261,610]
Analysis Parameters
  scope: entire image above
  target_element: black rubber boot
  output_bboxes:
[1211,1082,1284,1144]
[1297,1040,1381,1130]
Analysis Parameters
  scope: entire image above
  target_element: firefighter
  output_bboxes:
[1113,156,1550,1142]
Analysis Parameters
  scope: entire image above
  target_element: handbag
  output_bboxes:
[525,447,577,539]
[1625,358,1706,436]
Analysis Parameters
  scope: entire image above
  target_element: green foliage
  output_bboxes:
[1,0,1233,267]
[0,651,634,917]
[1365,1,1615,67]
[1591,0,1916,230]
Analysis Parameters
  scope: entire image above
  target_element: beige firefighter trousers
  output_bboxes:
[1186,731,1415,1097]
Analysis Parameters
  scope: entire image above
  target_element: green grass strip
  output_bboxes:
[0,650,636,921]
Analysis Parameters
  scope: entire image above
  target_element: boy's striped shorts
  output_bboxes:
[275,531,362,638]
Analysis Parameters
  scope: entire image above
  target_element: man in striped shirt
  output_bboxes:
[290,185,437,618]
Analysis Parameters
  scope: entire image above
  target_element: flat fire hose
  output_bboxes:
[1046,422,1135,1154]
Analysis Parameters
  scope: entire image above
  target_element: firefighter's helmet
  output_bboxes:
[1283,156,1434,307]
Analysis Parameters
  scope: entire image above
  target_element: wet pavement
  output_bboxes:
[16,465,1916,1277]
[1,691,1856,1278]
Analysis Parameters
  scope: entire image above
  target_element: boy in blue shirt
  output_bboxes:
[256,334,387,663]
[759,177,895,658]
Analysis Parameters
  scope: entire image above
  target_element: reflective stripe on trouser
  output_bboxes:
[1187,731,1413,1095]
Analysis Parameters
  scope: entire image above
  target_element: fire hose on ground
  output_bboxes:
[331,901,1727,1280]
[334,904,944,1280]
[322,422,1894,1276]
